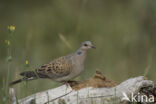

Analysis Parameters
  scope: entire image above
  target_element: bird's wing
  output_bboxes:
[35,56,73,79]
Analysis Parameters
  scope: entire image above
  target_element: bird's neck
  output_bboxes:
[76,49,87,64]
[76,49,86,56]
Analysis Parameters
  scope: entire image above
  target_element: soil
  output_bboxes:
[68,71,117,90]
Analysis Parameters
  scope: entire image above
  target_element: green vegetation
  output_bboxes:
[0,0,156,103]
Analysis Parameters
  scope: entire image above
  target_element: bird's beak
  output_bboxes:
[91,46,96,49]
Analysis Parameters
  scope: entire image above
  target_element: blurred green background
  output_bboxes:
[0,0,156,102]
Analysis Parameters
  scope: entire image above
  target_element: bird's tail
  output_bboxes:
[9,79,23,85]
[9,71,38,86]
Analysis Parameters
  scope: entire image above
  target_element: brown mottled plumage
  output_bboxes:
[36,56,73,79]
[10,41,95,85]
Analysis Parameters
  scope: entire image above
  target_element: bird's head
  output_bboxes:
[80,41,96,50]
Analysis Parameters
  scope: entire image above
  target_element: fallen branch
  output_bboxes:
[9,71,156,104]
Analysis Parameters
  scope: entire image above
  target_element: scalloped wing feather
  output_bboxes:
[35,56,73,79]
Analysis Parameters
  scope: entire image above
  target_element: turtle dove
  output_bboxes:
[10,41,95,85]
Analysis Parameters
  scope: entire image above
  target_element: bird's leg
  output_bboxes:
[67,80,78,83]
[67,80,79,86]
[61,81,69,87]
[61,80,79,87]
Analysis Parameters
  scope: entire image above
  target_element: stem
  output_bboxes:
[4,28,14,102]
[5,62,11,95]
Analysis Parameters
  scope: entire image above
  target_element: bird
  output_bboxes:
[10,41,96,85]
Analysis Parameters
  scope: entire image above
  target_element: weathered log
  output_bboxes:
[9,71,155,104]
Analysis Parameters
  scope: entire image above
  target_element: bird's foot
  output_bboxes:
[67,80,79,87]
[61,81,70,87]
[61,80,79,87]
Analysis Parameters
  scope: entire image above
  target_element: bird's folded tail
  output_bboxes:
[9,71,38,86]
[9,79,23,85]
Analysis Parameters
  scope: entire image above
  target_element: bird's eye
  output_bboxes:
[84,44,88,46]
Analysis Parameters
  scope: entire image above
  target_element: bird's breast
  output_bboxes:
[71,53,86,75]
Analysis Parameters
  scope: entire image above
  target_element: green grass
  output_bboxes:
[1,25,15,104]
